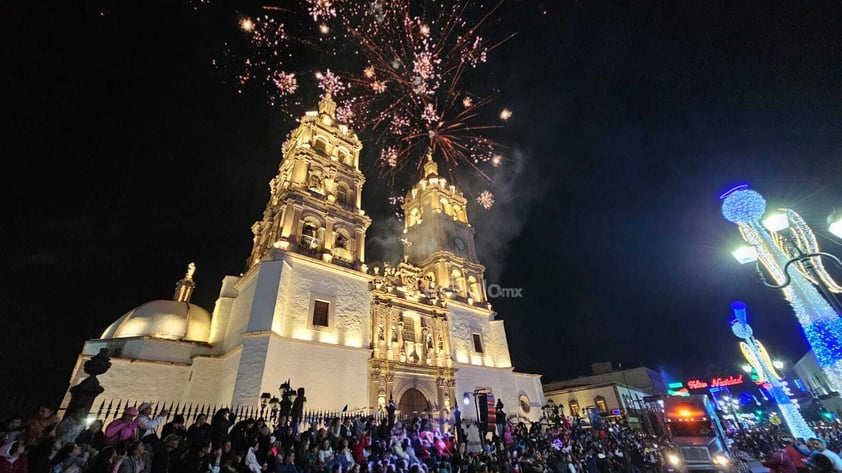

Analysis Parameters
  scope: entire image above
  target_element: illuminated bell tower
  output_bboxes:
[247,94,371,270]
[402,150,487,303]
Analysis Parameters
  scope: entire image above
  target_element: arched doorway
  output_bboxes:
[399,388,429,415]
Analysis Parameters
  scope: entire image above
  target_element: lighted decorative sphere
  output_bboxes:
[722,188,766,223]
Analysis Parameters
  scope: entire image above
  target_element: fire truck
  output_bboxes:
[660,394,734,473]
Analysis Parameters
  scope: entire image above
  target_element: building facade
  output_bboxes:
[61,95,544,425]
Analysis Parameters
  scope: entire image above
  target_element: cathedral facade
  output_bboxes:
[61,95,544,424]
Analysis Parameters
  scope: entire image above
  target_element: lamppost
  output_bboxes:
[465,390,488,451]
[543,399,557,428]
[721,185,842,392]
[730,301,815,439]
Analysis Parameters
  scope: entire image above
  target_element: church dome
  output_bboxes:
[99,262,211,343]
[101,300,211,342]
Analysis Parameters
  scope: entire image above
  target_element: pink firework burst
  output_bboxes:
[306,0,337,22]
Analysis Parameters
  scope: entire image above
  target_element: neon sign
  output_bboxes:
[684,374,745,390]
[711,375,743,387]
[687,379,709,389]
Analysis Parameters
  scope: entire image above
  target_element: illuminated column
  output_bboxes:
[722,187,842,392]
[730,301,815,439]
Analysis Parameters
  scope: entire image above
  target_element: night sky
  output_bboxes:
[4,0,842,408]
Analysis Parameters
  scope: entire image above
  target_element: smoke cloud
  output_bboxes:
[470,148,550,284]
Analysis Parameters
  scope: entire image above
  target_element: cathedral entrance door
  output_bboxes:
[399,388,428,415]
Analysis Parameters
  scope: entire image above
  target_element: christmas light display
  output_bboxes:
[731,301,814,439]
[722,187,842,392]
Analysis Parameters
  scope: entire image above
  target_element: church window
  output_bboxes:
[337,149,351,165]
[472,333,484,353]
[468,276,481,301]
[451,269,466,297]
[313,300,330,327]
[335,231,348,249]
[336,182,350,206]
[569,400,580,417]
[313,137,328,154]
[440,197,453,216]
[594,395,608,413]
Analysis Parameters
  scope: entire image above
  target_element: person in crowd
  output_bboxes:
[316,438,335,473]
[181,440,213,473]
[25,405,59,447]
[161,416,187,441]
[212,409,234,448]
[50,443,88,473]
[55,408,88,449]
[135,404,169,443]
[812,455,836,473]
[229,420,255,455]
[291,390,307,437]
[762,445,798,473]
[495,401,506,439]
[0,418,25,445]
[803,438,842,472]
[189,414,213,447]
[75,419,105,454]
[150,434,181,473]
[105,407,140,447]
[782,438,809,473]
[0,441,28,473]
[276,450,300,473]
[117,441,147,473]
[244,437,266,473]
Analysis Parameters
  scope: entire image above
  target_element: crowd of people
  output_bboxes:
[2,397,842,473]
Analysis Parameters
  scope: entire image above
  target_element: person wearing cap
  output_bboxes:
[135,403,169,442]
[104,407,140,447]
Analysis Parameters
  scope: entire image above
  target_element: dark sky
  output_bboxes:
[3,0,842,408]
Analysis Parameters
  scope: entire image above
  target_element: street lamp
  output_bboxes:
[543,399,557,428]
[730,301,814,439]
[722,186,842,392]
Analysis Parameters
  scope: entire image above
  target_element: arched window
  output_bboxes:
[594,396,608,414]
[337,149,352,166]
[450,269,465,297]
[301,216,323,251]
[335,182,351,206]
[468,275,481,301]
[569,400,580,417]
[440,197,453,216]
[312,137,328,154]
[332,228,354,262]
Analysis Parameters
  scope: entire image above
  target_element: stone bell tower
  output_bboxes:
[247,94,371,270]
[401,150,488,304]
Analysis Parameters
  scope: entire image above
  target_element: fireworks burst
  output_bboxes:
[336,0,516,180]
[199,0,516,210]
[476,191,495,210]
